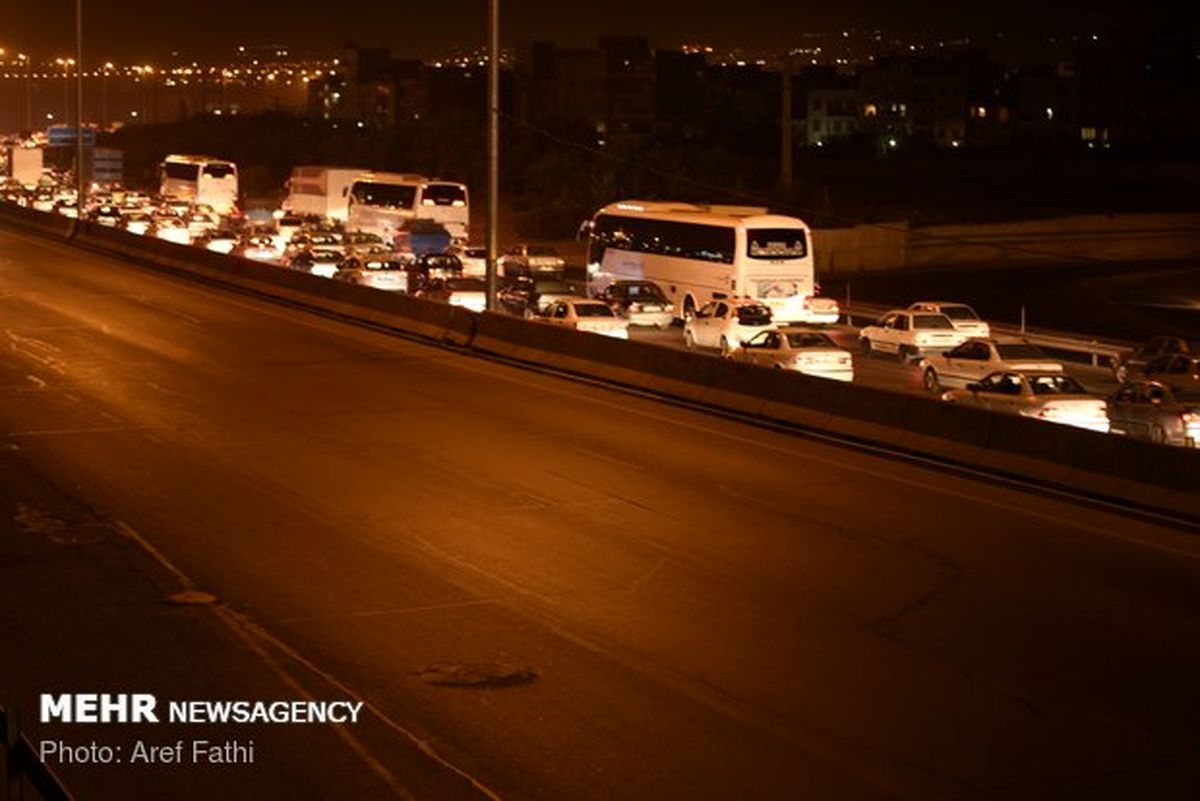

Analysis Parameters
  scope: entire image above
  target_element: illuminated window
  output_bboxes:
[863,103,878,117]
[1081,126,1096,141]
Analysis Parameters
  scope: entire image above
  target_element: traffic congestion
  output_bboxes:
[1,158,1196,449]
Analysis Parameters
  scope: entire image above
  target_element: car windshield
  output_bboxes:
[913,314,956,330]
[786,332,835,348]
[736,305,772,326]
[575,303,615,318]
[534,281,572,294]
[939,305,980,320]
[996,343,1048,360]
[1028,374,1086,395]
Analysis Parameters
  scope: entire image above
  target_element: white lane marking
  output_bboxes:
[109,521,503,800]
[111,519,195,590]
[7,425,155,437]
[24,374,46,389]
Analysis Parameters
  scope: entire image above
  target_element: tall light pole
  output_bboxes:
[485,0,499,311]
[75,0,85,209]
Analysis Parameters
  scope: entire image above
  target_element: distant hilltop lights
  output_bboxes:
[0,30,1133,81]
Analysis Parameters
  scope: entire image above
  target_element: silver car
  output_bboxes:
[1107,381,1200,447]
[941,370,1110,433]
[732,328,854,381]
[920,338,1062,393]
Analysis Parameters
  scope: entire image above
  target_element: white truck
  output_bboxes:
[5,146,43,187]
[282,166,368,222]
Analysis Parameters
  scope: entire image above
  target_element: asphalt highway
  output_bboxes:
[2,226,1199,800]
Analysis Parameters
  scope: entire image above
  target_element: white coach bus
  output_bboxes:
[345,172,469,244]
[158,155,239,215]
[584,200,838,324]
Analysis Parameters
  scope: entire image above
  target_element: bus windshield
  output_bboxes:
[352,182,417,210]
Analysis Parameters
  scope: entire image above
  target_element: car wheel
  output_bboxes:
[898,345,914,364]
[923,368,941,394]
[1150,424,1167,445]
[1114,364,1128,383]
[719,336,734,359]
[684,329,695,349]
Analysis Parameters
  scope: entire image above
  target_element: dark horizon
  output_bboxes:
[4,0,1198,63]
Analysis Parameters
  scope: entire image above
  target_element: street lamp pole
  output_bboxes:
[485,0,499,311]
[75,0,85,210]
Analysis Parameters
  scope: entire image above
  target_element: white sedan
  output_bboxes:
[940,370,1110,432]
[859,309,970,363]
[732,328,854,381]
[535,298,629,339]
[684,299,775,356]
[919,338,1063,393]
[908,301,991,338]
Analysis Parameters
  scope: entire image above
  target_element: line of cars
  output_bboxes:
[3,182,1194,447]
[854,302,1198,446]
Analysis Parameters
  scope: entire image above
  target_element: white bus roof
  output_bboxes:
[163,154,236,165]
[595,200,806,229]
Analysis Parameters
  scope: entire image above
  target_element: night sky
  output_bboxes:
[4,0,1196,61]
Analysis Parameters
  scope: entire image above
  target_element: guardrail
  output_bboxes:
[1,706,73,801]
[841,302,1127,368]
